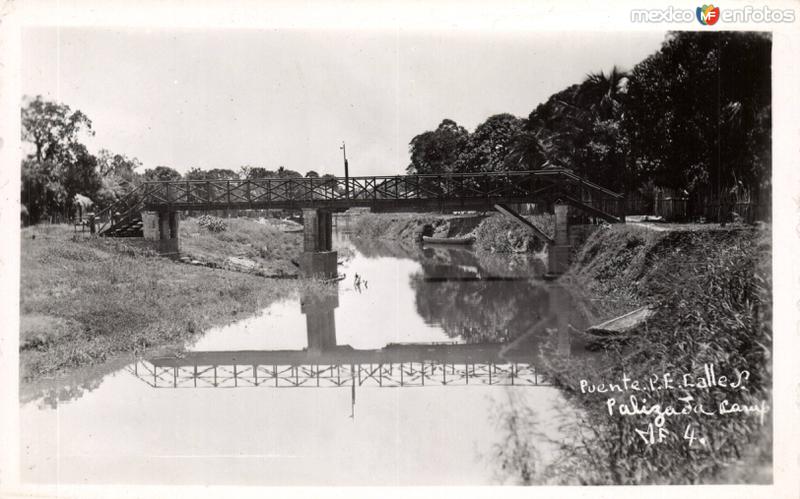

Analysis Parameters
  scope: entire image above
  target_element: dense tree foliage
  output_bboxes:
[21,96,104,223]
[96,149,142,203]
[22,95,94,164]
[143,166,182,182]
[624,31,771,201]
[407,119,469,174]
[97,149,140,180]
[239,166,305,179]
[403,31,771,213]
[521,68,630,191]
[455,114,526,173]
[276,166,303,178]
[184,168,239,180]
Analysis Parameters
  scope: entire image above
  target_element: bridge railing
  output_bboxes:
[95,184,146,234]
[140,169,625,219]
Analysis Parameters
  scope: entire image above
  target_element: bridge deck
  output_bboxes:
[138,169,624,217]
[97,169,624,236]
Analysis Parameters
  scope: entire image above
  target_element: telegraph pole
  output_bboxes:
[341,141,349,199]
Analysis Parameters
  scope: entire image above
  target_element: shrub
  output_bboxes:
[474,214,553,253]
[197,214,227,233]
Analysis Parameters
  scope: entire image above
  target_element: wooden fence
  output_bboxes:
[626,189,769,223]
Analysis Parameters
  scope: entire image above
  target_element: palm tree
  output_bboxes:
[577,66,628,121]
[571,67,630,190]
[507,127,552,171]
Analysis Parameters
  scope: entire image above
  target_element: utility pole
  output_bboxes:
[716,35,726,227]
[341,141,349,199]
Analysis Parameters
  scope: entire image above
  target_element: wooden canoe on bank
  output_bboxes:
[422,236,475,245]
[586,306,655,337]
[576,306,655,350]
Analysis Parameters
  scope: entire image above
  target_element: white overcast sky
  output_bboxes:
[22,28,667,176]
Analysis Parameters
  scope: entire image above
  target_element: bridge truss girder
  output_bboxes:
[137,169,624,220]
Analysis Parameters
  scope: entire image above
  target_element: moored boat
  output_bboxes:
[422,236,475,245]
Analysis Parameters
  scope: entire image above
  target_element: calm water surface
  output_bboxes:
[20,232,598,486]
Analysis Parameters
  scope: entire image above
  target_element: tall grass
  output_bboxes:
[492,226,772,484]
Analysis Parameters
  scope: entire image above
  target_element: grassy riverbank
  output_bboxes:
[179,216,302,276]
[19,224,318,382]
[505,224,772,485]
[349,212,553,253]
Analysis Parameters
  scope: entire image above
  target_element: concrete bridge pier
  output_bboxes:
[142,211,180,255]
[547,203,572,275]
[299,209,338,279]
[301,291,339,356]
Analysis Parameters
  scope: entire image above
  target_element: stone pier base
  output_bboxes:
[299,209,337,278]
[302,209,332,253]
[142,211,180,255]
[299,251,338,279]
[553,204,570,246]
[302,291,340,355]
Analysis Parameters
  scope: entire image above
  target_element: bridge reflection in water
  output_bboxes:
[129,352,546,390]
[125,242,589,396]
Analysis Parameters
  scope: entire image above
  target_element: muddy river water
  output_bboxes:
[20,232,601,486]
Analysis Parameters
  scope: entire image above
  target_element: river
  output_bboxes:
[19,231,601,486]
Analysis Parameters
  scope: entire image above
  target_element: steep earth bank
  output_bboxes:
[536,224,772,485]
[348,212,554,254]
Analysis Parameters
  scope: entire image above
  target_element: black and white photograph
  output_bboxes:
[0,1,798,497]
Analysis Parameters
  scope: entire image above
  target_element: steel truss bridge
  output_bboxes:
[127,343,550,389]
[98,168,624,236]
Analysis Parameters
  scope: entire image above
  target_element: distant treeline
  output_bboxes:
[21,31,770,225]
[19,96,327,224]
